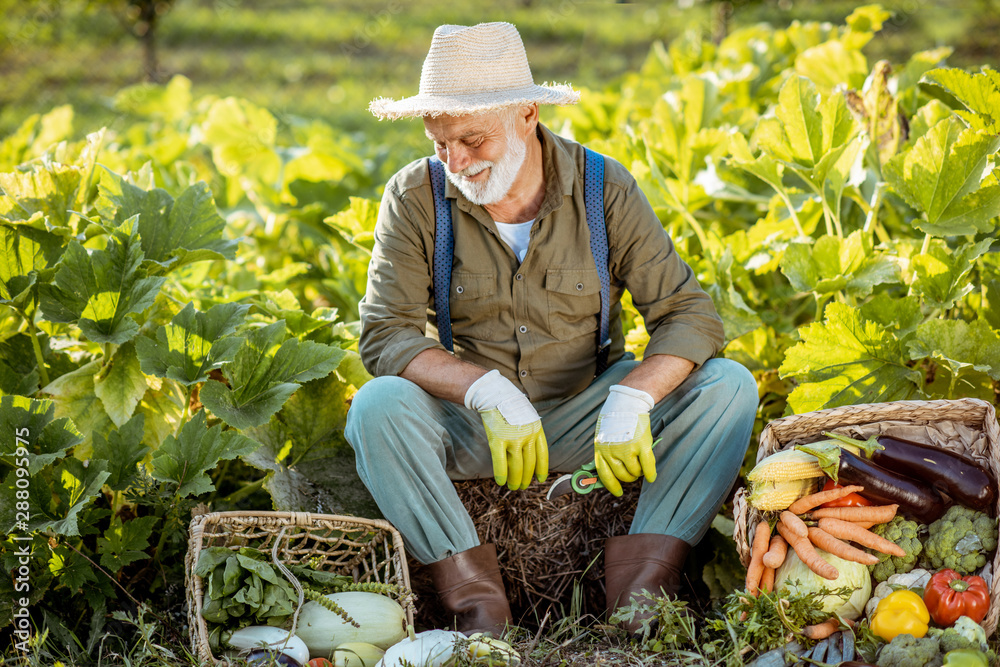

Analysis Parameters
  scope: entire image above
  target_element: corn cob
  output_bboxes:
[749,477,823,511]
[746,448,825,483]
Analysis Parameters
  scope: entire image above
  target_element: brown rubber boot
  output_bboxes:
[427,543,513,636]
[604,533,691,635]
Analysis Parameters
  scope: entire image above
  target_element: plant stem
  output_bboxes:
[678,207,710,251]
[779,192,805,237]
[920,233,933,255]
[20,308,50,389]
[863,182,886,235]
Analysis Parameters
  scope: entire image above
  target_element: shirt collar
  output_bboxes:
[449,123,579,220]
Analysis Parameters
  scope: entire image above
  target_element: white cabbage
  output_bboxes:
[774,547,872,620]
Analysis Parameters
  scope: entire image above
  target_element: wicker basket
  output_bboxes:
[732,398,1000,635]
[184,511,414,665]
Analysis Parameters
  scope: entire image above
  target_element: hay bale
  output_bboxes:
[409,478,640,628]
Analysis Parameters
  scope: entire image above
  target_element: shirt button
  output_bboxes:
[518,325,527,333]
[576,283,584,291]
[519,370,528,378]
[515,273,523,281]
[455,285,464,294]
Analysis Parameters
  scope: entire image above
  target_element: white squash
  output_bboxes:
[295,591,406,656]
[223,626,310,666]
[466,634,521,666]
[332,641,385,667]
[376,629,462,667]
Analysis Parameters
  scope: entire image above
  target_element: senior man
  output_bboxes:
[345,22,757,636]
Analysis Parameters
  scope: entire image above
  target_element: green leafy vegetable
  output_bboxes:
[39,217,166,345]
[200,320,345,429]
[149,410,259,497]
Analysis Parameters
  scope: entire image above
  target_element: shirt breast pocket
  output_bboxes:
[545,268,601,339]
[448,271,499,341]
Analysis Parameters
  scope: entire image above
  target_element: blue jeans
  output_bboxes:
[345,357,757,564]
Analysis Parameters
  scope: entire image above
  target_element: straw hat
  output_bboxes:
[369,22,580,120]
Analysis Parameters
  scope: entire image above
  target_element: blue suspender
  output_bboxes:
[427,158,454,352]
[428,147,611,375]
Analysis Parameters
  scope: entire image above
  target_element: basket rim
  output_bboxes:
[184,511,414,666]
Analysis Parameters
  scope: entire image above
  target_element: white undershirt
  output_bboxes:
[494,219,534,262]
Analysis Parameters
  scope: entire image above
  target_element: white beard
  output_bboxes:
[447,130,527,206]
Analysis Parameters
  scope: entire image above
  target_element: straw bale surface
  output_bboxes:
[409,478,640,628]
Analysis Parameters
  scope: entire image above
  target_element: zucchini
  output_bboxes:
[296,591,406,656]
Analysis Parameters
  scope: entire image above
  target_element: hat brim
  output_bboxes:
[368,83,580,120]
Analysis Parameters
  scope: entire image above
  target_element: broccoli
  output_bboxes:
[869,515,924,582]
[935,617,995,661]
[877,633,942,667]
[921,505,999,575]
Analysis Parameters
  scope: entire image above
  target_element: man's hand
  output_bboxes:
[465,370,549,490]
[594,385,657,497]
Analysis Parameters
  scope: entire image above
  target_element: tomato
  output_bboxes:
[307,659,334,667]
[818,478,873,507]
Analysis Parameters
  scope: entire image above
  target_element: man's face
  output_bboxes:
[424,110,527,207]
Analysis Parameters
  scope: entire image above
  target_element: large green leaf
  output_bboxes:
[93,343,147,427]
[40,360,114,457]
[0,105,74,171]
[795,39,869,91]
[921,67,1000,133]
[150,409,259,498]
[96,170,238,269]
[201,97,281,187]
[0,395,82,475]
[858,294,923,337]
[135,301,249,385]
[96,515,158,572]
[909,238,994,311]
[883,117,1000,236]
[0,458,109,537]
[113,75,192,122]
[0,166,81,229]
[908,317,1000,381]
[779,303,923,413]
[244,373,379,516]
[0,222,64,310]
[780,231,900,298]
[39,217,165,344]
[200,321,345,429]
[91,414,149,492]
[751,76,866,229]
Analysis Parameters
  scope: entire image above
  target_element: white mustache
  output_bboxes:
[460,162,492,177]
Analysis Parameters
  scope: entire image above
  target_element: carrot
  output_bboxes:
[776,522,839,580]
[807,526,880,565]
[787,485,865,514]
[803,617,840,640]
[760,565,775,593]
[780,510,808,539]
[762,534,788,569]
[746,521,771,596]
[808,504,898,523]
[817,517,906,557]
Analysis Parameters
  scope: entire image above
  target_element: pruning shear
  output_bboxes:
[545,461,604,500]
[544,438,663,500]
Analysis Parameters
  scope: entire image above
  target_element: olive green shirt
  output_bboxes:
[359,124,724,402]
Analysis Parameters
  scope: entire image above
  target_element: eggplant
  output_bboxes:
[826,431,997,513]
[796,443,947,524]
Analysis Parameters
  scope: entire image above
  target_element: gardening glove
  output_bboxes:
[594,385,656,497]
[465,370,549,490]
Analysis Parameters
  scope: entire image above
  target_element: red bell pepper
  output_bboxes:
[923,568,990,626]
[818,478,873,508]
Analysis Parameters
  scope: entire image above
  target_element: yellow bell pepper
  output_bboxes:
[871,590,930,642]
